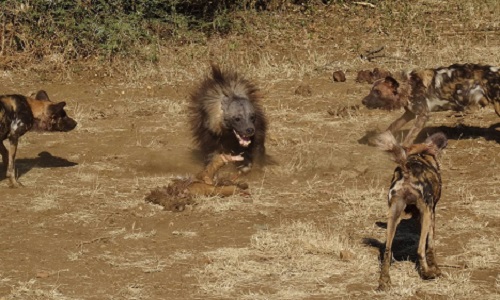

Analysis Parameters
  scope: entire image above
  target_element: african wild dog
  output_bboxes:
[362,63,500,146]
[0,90,77,187]
[373,131,447,291]
[189,65,267,173]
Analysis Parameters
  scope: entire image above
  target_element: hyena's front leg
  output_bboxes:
[235,151,253,175]
[5,137,22,188]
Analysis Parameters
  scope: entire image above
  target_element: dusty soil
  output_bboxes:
[0,2,499,299]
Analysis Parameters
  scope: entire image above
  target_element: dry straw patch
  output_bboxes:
[195,220,370,299]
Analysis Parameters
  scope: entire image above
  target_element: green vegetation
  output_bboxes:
[0,0,335,62]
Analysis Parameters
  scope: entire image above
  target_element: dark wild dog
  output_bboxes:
[362,63,500,146]
[0,91,77,187]
[189,65,267,173]
[373,131,447,291]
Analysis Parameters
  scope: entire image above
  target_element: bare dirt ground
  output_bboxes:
[1,2,500,300]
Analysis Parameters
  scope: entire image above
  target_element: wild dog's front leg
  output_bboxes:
[494,98,500,118]
[379,197,406,291]
[387,109,416,136]
[0,141,7,170]
[402,113,429,147]
[5,137,22,188]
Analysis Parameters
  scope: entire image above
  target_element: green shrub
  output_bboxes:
[0,0,336,62]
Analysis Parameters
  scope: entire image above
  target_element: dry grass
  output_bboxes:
[195,220,368,299]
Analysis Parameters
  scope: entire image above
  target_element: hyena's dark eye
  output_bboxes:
[250,115,256,122]
[234,117,241,122]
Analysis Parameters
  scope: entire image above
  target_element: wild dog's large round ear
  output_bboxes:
[35,90,50,101]
[384,76,400,90]
[48,102,67,114]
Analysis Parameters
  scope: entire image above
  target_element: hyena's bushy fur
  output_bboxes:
[189,65,267,172]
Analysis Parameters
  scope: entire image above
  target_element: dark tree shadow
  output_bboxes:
[363,217,421,264]
[0,151,78,181]
[359,122,500,145]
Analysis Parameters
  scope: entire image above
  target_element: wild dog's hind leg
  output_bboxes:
[379,195,406,291]
[417,206,439,279]
[4,137,21,188]
[425,211,442,277]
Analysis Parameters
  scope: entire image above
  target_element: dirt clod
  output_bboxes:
[332,70,346,82]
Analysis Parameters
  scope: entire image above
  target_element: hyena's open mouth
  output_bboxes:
[233,130,252,147]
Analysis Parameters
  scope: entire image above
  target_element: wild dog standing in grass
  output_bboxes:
[373,131,447,291]
[0,91,77,187]
[362,63,500,146]
[189,65,267,174]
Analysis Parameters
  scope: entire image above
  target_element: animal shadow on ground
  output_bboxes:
[0,151,78,181]
[363,217,421,265]
[358,122,500,145]
[415,122,500,143]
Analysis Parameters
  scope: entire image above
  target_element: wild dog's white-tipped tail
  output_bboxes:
[372,131,407,165]
[425,132,448,150]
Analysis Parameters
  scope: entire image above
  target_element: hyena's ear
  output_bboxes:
[384,76,400,91]
[221,94,231,107]
[48,102,67,115]
[35,90,51,101]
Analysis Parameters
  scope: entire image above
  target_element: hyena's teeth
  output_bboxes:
[234,130,252,147]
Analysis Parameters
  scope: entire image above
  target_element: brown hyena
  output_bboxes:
[362,63,500,146]
[373,131,447,291]
[189,65,268,173]
[0,90,77,187]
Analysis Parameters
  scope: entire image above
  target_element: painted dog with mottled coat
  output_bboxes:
[362,63,500,146]
[373,131,447,291]
[0,90,77,187]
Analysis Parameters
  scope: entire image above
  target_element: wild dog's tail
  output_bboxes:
[372,131,407,166]
[374,131,447,170]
